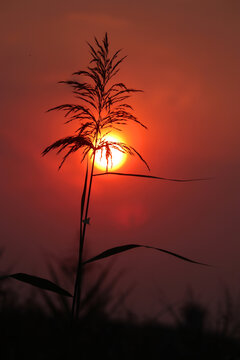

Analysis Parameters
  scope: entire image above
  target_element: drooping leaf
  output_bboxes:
[83,244,210,266]
[0,273,72,297]
[93,172,210,182]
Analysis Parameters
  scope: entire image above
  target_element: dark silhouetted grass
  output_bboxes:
[0,34,209,333]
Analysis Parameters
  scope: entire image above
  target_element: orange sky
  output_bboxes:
[1,0,240,319]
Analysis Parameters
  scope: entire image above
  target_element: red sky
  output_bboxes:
[1,0,240,320]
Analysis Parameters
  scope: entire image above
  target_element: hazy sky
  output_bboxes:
[1,0,240,319]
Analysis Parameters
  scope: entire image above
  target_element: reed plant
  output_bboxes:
[0,33,208,321]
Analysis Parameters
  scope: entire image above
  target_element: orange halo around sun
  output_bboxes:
[94,135,126,171]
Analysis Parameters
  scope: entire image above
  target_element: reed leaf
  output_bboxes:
[83,244,209,266]
[0,273,72,297]
[93,172,210,182]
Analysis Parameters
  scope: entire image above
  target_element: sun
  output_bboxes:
[94,134,126,171]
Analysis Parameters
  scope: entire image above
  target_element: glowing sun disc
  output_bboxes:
[94,135,126,171]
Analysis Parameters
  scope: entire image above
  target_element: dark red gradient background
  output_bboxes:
[1,0,240,320]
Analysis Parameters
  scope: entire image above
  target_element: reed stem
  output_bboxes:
[71,142,97,320]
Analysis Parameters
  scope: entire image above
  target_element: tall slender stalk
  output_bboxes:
[71,164,88,319]
[72,150,97,319]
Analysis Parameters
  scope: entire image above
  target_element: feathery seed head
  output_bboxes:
[42,33,149,171]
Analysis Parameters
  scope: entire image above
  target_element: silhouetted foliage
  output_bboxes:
[0,34,209,329]
[0,281,240,360]
[42,33,148,170]
[40,252,128,321]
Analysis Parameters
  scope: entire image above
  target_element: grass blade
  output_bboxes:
[93,172,210,182]
[81,161,89,234]
[83,244,210,266]
[0,273,72,297]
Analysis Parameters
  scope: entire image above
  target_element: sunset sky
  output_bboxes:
[1,0,240,320]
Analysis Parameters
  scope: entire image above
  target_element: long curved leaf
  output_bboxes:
[83,244,210,266]
[93,172,210,182]
[0,273,72,297]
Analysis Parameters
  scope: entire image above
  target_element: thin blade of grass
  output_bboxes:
[83,244,210,266]
[93,172,210,182]
[81,161,89,233]
[0,273,72,297]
